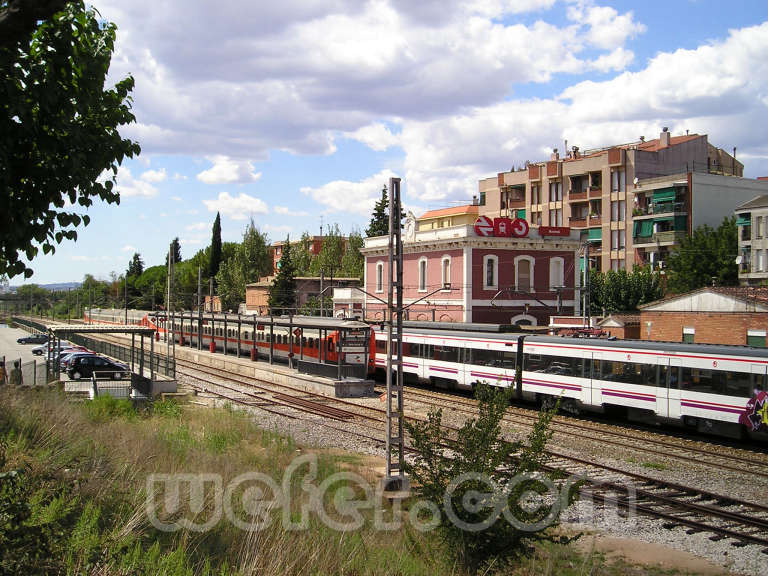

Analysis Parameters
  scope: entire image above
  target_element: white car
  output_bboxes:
[32,341,74,356]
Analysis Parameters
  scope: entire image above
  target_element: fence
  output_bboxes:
[1,356,54,387]
[67,334,175,379]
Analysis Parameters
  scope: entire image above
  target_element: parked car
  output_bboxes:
[59,351,96,371]
[17,333,48,345]
[32,341,74,356]
[67,356,129,380]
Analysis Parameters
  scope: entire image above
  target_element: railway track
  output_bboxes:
[173,357,768,554]
[26,322,768,553]
[391,384,768,481]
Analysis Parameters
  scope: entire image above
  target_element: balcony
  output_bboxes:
[632,201,687,217]
[506,199,526,209]
[588,214,602,227]
[569,216,588,228]
[568,190,588,201]
[634,230,687,246]
[588,186,602,198]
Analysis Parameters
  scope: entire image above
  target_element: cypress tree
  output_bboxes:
[209,212,222,278]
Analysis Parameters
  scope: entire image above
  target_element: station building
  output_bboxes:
[360,208,581,326]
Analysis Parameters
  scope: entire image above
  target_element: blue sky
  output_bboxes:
[18,0,768,285]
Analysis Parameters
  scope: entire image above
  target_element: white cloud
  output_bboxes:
[274,206,310,217]
[185,222,209,231]
[203,192,268,220]
[97,0,644,160]
[110,166,159,198]
[170,195,182,201]
[196,156,262,184]
[173,172,187,180]
[141,168,167,182]
[121,245,136,252]
[301,169,397,215]
[263,224,293,236]
[344,122,400,151]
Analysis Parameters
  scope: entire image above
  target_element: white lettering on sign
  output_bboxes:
[474,217,529,238]
[473,215,494,236]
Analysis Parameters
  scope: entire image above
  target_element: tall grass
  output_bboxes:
[0,388,450,575]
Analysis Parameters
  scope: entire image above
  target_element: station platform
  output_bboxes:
[173,343,375,398]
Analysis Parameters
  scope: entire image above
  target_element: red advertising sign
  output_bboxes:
[473,215,494,236]
[538,226,571,237]
[474,216,529,238]
[293,328,302,338]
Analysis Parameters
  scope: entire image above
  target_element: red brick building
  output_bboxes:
[638,287,768,346]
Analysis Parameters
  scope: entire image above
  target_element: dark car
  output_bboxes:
[17,333,48,345]
[67,355,129,380]
[59,351,96,371]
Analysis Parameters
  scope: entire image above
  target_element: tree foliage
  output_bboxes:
[365,184,405,237]
[0,1,140,279]
[165,237,182,266]
[405,386,574,574]
[340,229,364,280]
[292,232,314,277]
[588,265,664,314]
[209,212,223,279]
[268,236,296,314]
[127,253,144,278]
[216,219,271,311]
[310,224,344,278]
[666,216,738,293]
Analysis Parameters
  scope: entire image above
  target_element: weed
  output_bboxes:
[152,398,182,419]
[84,395,136,422]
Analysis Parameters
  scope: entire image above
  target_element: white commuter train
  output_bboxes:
[374,326,768,440]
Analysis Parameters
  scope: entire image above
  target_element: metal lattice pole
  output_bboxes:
[385,177,405,490]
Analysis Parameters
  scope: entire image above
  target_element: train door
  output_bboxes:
[589,352,602,407]
[666,358,682,419]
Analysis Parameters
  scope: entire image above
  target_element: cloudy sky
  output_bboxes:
[20,0,768,284]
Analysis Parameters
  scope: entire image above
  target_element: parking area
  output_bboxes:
[0,322,46,366]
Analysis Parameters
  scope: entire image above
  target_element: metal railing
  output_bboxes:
[0,356,52,386]
[67,334,175,379]
[633,201,686,216]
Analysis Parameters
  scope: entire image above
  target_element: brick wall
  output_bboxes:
[640,311,768,345]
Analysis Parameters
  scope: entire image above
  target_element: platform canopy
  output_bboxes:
[49,324,156,336]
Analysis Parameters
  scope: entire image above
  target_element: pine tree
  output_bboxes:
[165,237,182,266]
[209,212,222,279]
[127,252,144,277]
[268,236,296,315]
[366,184,406,237]
[366,185,389,237]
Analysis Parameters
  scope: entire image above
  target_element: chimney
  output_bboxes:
[551,148,559,161]
[659,127,670,149]
[472,195,478,206]
[639,135,645,142]
[571,145,580,159]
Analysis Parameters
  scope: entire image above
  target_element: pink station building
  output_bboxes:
[360,206,582,326]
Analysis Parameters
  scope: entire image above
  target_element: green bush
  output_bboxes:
[405,385,577,575]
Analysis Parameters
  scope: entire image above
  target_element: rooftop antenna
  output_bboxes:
[320,215,324,238]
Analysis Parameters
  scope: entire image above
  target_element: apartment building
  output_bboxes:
[735,195,768,285]
[477,129,759,272]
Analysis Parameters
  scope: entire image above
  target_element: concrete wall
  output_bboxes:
[692,173,768,229]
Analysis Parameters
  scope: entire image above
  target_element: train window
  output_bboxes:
[328,338,333,351]
[502,351,516,369]
[469,348,502,367]
[680,367,759,398]
[529,354,584,378]
[243,331,248,340]
[593,359,657,386]
[376,339,386,352]
[308,338,314,349]
[301,337,306,347]
[433,345,458,363]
